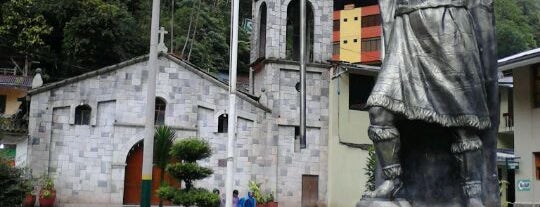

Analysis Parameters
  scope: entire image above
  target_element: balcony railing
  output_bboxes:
[0,116,28,134]
[0,68,17,76]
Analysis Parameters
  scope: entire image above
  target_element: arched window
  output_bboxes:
[75,105,91,125]
[286,0,314,61]
[258,3,267,58]
[218,114,228,133]
[155,97,166,125]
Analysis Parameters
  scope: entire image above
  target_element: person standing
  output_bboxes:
[232,190,240,207]
[237,192,256,207]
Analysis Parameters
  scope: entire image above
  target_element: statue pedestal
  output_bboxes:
[356,199,412,207]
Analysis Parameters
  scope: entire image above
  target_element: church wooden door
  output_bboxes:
[301,175,319,207]
[123,142,180,205]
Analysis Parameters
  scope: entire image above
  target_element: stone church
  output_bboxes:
[25,0,333,206]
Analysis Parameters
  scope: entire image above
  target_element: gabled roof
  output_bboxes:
[28,53,271,112]
[498,48,540,71]
[0,75,32,88]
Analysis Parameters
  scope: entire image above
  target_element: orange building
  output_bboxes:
[333,3,382,65]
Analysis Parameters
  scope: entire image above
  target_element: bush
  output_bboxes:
[364,146,377,192]
[171,188,219,207]
[166,162,213,188]
[159,137,218,207]
[0,157,25,206]
[170,138,212,162]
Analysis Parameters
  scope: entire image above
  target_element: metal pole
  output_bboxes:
[249,67,254,94]
[225,0,240,205]
[140,0,160,206]
[170,0,174,53]
[299,0,307,149]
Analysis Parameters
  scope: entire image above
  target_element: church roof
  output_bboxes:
[28,53,271,112]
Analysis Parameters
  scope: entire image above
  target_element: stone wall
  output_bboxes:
[253,61,330,206]
[27,57,274,205]
[251,0,333,62]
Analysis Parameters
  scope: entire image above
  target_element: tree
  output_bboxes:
[163,0,251,73]
[61,0,146,72]
[157,138,219,207]
[19,0,150,81]
[153,126,176,207]
[495,0,538,58]
[0,0,52,74]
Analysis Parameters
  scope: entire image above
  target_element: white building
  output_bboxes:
[25,53,329,206]
[499,48,540,205]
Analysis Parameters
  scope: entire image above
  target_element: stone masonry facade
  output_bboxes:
[27,53,329,206]
[249,0,333,204]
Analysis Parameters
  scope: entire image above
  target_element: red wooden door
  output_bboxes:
[123,143,180,205]
[301,175,319,207]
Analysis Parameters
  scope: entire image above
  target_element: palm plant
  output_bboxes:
[153,125,176,207]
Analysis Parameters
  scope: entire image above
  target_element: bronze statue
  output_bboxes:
[361,0,498,206]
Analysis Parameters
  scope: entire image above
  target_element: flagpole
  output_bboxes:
[225,0,240,206]
[141,0,160,206]
[299,0,307,149]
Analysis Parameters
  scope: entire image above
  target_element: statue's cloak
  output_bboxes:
[369,0,500,205]
[366,0,495,130]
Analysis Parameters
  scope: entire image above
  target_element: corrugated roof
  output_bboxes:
[0,75,32,88]
[498,48,540,71]
[498,48,540,64]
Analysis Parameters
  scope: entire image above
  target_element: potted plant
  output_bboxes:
[39,176,56,207]
[264,193,277,207]
[248,181,278,207]
[21,170,37,207]
[22,183,36,207]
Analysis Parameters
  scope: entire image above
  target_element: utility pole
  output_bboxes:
[225,0,240,206]
[170,0,174,53]
[140,0,160,206]
[299,0,307,149]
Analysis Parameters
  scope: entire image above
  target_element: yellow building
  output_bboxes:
[333,4,381,64]
[328,63,379,207]
[0,71,33,166]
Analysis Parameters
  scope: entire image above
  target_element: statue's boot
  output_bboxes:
[363,125,402,200]
[451,133,484,207]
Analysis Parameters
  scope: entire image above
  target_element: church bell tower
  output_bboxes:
[248,0,333,205]
[249,0,333,98]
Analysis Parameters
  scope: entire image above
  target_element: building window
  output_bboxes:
[295,126,300,140]
[0,95,6,114]
[75,105,91,125]
[354,17,358,21]
[343,40,348,44]
[361,38,381,52]
[361,14,381,27]
[286,0,314,61]
[258,3,267,58]
[349,74,376,110]
[344,18,348,22]
[354,39,358,43]
[333,42,340,55]
[155,97,166,125]
[218,114,228,133]
[535,152,540,180]
[533,66,540,107]
[333,20,340,31]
